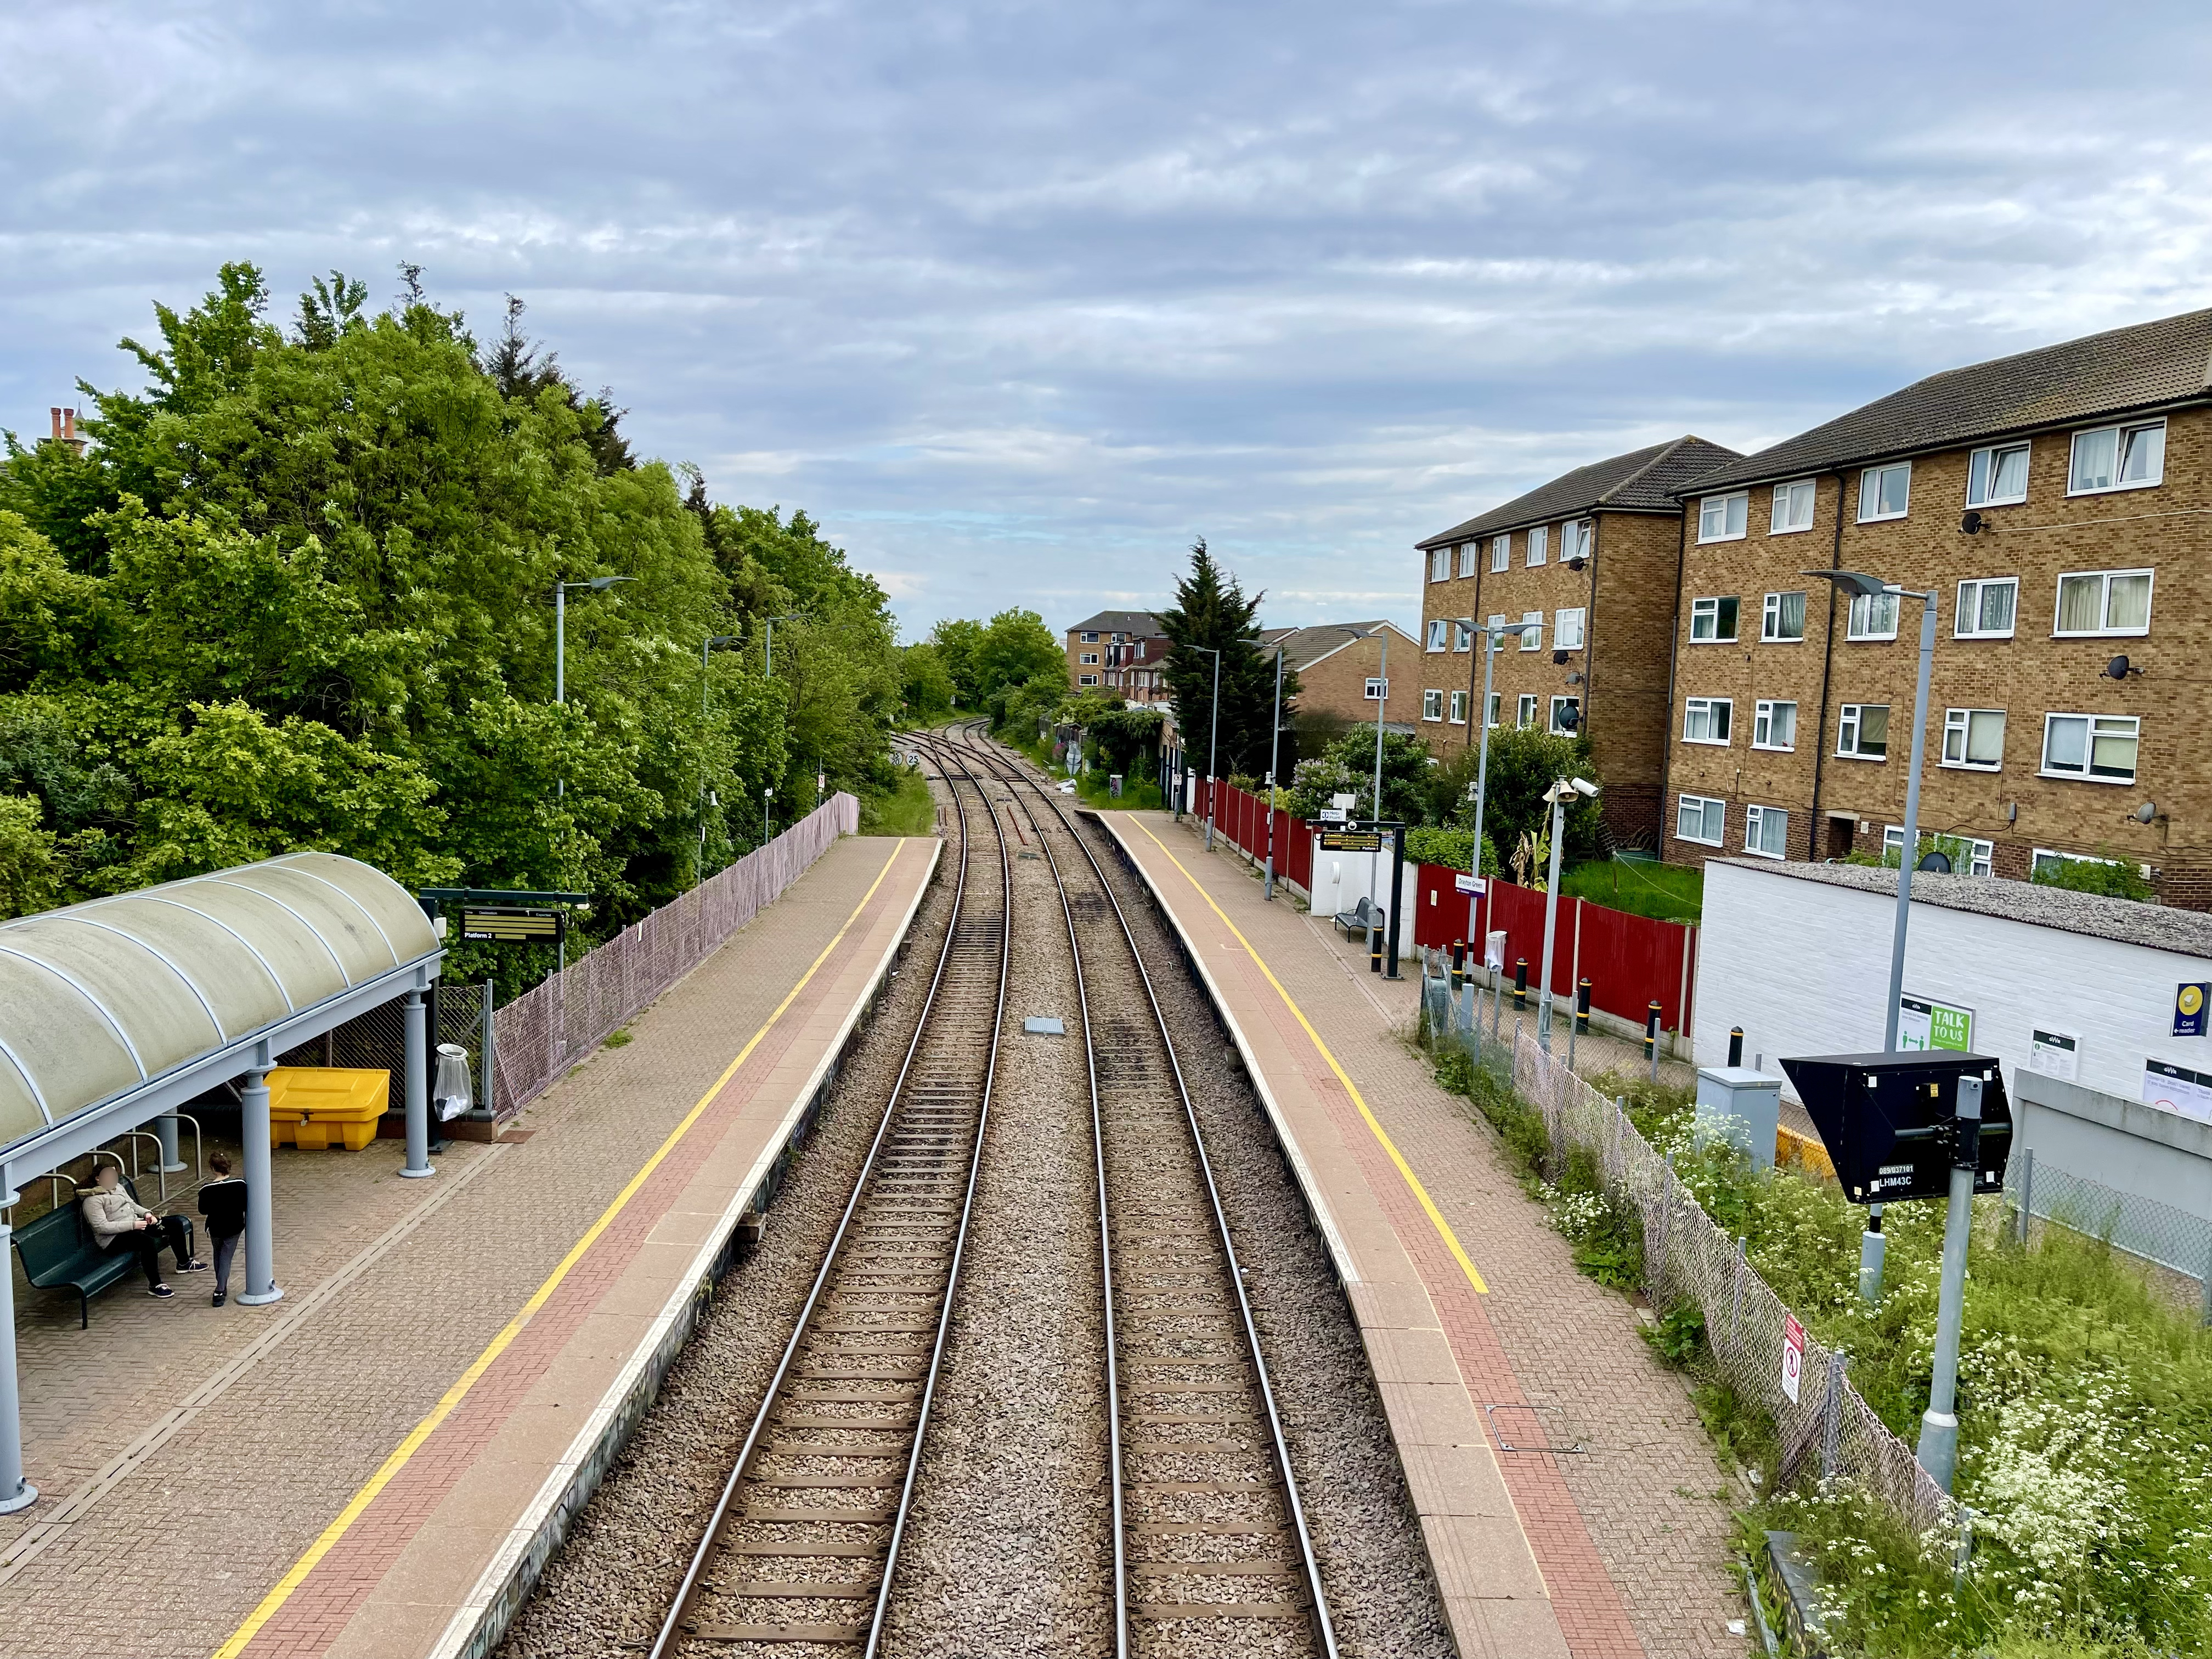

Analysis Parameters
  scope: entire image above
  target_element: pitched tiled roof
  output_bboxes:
[1679,308,2212,495]
[1067,609,1164,635]
[1415,436,1743,550]
[1257,620,1414,672]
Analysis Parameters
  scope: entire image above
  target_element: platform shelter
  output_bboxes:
[0,851,442,1514]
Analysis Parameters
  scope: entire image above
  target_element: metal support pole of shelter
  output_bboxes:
[400,988,435,1179]
[239,1048,283,1306]
[0,1179,34,1511]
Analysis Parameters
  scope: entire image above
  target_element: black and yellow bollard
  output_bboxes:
[1449,939,1466,995]
[1728,1026,1745,1067]
[1370,926,1384,975]
[1513,958,1528,1011]
[1576,978,1592,1035]
[1644,1001,1662,1069]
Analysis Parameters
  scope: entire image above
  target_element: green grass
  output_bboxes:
[1561,857,1703,923]
[857,766,936,837]
[1074,771,1163,811]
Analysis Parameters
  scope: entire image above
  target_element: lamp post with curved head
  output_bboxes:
[1459,617,1542,945]
[1184,644,1222,850]
[1262,638,1286,898]
[1536,777,1600,1050]
[698,633,742,887]
[555,575,637,800]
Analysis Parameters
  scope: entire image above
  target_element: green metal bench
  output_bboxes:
[13,1190,137,1328]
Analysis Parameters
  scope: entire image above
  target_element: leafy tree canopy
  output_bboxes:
[0,263,903,960]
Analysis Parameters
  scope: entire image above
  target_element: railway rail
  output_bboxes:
[647,738,1009,1656]
[925,723,1338,1659]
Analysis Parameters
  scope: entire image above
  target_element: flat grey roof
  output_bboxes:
[1711,859,2212,961]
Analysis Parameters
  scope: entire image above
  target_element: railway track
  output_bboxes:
[648,738,1009,1657]
[927,723,1339,1659]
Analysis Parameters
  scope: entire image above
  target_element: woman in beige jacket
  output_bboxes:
[81,1164,203,1299]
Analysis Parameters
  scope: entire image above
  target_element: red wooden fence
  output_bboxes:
[1191,781,1694,1034]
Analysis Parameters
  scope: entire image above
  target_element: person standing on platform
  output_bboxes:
[196,1152,249,1308]
[81,1163,203,1298]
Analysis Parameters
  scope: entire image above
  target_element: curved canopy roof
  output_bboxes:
[0,853,437,1152]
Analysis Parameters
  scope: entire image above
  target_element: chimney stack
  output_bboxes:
[47,407,85,456]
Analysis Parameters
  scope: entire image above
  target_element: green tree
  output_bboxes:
[1157,539,1299,780]
[928,617,985,707]
[972,609,1065,709]
[1285,729,1433,823]
[1446,726,1604,868]
[900,642,956,721]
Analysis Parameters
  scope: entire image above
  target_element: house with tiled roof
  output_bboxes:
[1660,308,2212,906]
[1065,609,1172,704]
[1257,619,1423,734]
[1414,436,1744,848]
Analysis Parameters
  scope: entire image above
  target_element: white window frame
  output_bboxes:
[1554,607,1586,651]
[1491,534,1510,572]
[1565,519,1593,563]
[1520,611,1544,650]
[1837,703,1889,761]
[1769,479,1817,535]
[1966,441,2031,508]
[1423,689,1444,721]
[1486,692,1500,728]
[1675,794,1726,848]
[1526,524,1548,567]
[1760,590,1807,643]
[1457,543,1479,578]
[1886,826,1995,877]
[2068,419,2166,496]
[1940,708,2006,771]
[1079,652,1099,665]
[1453,620,1472,652]
[1448,690,1468,724]
[1516,693,1538,727]
[1549,695,1580,736]
[1683,697,1733,746]
[1752,699,1796,752]
[1080,631,1098,643]
[2032,847,2132,881]
[1430,546,1452,583]
[1743,805,1788,860]
[1697,492,1749,543]
[2040,712,2140,785]
[1954,577,2018,640]
[1079,674,1099,686]
[1846,590,1899,641]
[2052,568,2153,638]
[1689,596,1740,643]
[1426,619,1450,652]
[1858,461,1911,522]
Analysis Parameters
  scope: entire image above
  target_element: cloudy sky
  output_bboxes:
[4,2,2208,637]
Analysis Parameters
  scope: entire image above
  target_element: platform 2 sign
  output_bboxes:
[1778,1051,2012,1206]
[461,906,567,945]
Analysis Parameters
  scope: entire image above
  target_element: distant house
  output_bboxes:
[1065,610,1172,704]
[1258,620,1422,735]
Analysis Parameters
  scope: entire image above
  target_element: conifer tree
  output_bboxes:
[1156,539,1299,781]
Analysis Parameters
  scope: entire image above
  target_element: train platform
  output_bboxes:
[0,833,938,1659]
[1098,811,1745,1659]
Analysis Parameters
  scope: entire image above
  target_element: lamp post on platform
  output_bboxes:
[1263,640,1286,899]
[1184,645,1222,851]
[1460,617,1540,949]
[555,574,636,802]
[698,632,741,887]
[1536,777,1599,1051]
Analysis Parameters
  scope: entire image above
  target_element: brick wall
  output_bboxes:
[1419,509,1689,848]
[1661,407,2212,906]
[1297,628,1420,729]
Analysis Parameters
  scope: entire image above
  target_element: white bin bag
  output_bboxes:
[433,1042,473,1121]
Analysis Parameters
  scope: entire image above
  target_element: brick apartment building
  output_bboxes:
[1257,620,1421,733]
[1064,610,1172,703]
[1414,436,1742,847]
[1660,307,2212,906]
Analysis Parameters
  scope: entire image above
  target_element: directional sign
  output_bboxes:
[461,906,567,945]
[1318,807,1349,823]
[1779,1051,2012,1206]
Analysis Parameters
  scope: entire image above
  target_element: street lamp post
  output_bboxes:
[555,574,636,801]
[1460,618,1541,949]
[1536,777,1600,1051]
[1368,625,1389,910]
[698,632,741,887]
[1184,645,1222,851]
[1263,642,1285,899]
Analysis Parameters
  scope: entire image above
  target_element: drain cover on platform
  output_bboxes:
[1023,1017,1066,1035]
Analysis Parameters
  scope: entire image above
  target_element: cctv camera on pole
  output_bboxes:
[1536,777,1598,1051]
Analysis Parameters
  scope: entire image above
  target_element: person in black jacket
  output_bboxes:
[197,1152,249,1308]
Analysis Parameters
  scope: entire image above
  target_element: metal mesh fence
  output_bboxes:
[1423,968,1957,1540]
[2008,1147,2212,1320]
[273,794,859,1121]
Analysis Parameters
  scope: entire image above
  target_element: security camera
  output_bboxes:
[1570,777,1600,798]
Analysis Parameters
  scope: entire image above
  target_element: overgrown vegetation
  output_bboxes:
[857,765,935,837]
[1561,858,1704,923]
[1421,1013,2212,1655]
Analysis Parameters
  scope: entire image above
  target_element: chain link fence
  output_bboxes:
[2008,1147,2212,1322]
[1423,968,1957,1542]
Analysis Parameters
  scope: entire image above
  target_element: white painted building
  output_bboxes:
[1697,859,2212,1121]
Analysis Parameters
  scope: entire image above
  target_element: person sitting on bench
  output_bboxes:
[81,1165,203,1299]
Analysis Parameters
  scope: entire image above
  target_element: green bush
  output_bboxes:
[2032,851,2155,902]
[1404,825,1499,875]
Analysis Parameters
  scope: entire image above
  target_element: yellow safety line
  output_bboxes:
[213,839,912,1659]
[1132,820,1488,1295]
